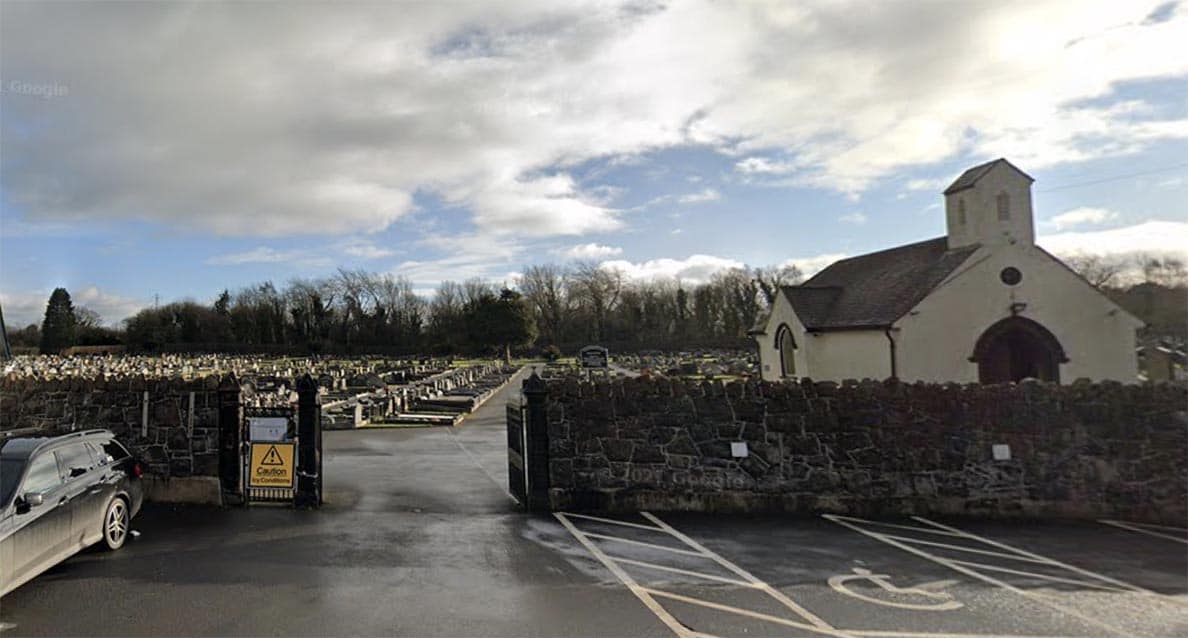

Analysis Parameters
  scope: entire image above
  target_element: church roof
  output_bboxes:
[782,237,979,331]
[943,158,1034,195]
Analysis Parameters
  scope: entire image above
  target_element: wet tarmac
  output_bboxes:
[2,368,1185,637]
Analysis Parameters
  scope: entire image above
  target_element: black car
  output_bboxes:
[0,429,144,597]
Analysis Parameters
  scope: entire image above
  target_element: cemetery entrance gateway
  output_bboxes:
[243,407,298,503]
[222,373,322,508]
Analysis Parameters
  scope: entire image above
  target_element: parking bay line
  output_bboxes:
[1099,519,1188,545]
[564,512,669,532]
[555,512,703,638]
[944,559,1130,593]
[557,512,851,637]
[823,514,1138,637]
[911,516,1188,607]
[581,531,708,556]
[611,557,760,588]
[826,515,968,538]
[640,587,855,637]
[641,511,837,632]
[870,533,1057,566]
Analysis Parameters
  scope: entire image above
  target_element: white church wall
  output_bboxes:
[756,292,810,381]
[804,330,891,381]
[894,244,1142,383]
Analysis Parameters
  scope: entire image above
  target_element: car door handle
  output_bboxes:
[58,496,69,506]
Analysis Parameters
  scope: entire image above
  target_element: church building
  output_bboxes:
[753,159,1142,384]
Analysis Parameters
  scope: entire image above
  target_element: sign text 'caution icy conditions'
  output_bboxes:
[249,443,295,488]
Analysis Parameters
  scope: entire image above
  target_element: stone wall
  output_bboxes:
[1,376,224,501]
[542,377,1187,523]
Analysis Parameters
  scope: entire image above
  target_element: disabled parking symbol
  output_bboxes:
[829,567,964,611]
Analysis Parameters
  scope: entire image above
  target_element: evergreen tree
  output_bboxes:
[39,287,77,354]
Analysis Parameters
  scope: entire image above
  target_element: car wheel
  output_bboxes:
[102,497,130,551]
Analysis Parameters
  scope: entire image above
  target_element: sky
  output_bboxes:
[2,0,1187,328]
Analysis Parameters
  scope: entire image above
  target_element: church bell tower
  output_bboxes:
[943,158,1036,250]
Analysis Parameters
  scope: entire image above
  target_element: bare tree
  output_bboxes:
[520,264,569,344]
[74,306,103,329]
[569,261,623,342]
[1063,253,1126,289]
[1138,254,1188,287]
[754,264,804,306]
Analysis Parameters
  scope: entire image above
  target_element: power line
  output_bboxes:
[1037,161,1188,192]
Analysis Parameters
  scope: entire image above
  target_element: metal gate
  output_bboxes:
[506,399,528,506]
[243,407,298,504]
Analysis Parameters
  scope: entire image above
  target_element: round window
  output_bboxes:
[1000,267,1022,286]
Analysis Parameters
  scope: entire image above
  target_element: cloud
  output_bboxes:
[340,239,398,260]
[1038,220,1188,258]
[677,188,721,204]
[1045,206,1120,230]
[392,232,526,286]
[735,157,796,175]
[3,0,1187,239]
[838,212,868,224]
[1,286,146,328]
[556,242,623,260]
[205,247,330,267]
[904,177,949,193]
[780,253,848,277]
[601,254,745,283]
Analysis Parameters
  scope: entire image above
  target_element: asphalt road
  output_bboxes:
[2,368,1185,637]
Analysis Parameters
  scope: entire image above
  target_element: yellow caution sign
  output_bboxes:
[249,443,295,488]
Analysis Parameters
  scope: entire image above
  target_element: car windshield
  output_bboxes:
[0,457,25,508]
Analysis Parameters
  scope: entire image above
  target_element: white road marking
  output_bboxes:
[873,533,1055,565]
[823,514,1137,637]
[843,631,1083,638]
[564,512,668,532]
[555,513,697,638]
[558,511,854,637]
[640,587,856,637]
[0,622,16,633]
[945,559,1128,592]
[911,517,1169,596]
[581,531,707,556]
[828,567,964,611]
[1099,519,1188,544]
[827,515,967,538]
[611,556,760,587]
[641,511,837,631]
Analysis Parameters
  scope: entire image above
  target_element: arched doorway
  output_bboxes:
[971,317,1067,383]
[774,323,796,378]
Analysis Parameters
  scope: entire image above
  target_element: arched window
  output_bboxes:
[774,323,796,377]
[957,199,967,225]
[996,191,1010,220]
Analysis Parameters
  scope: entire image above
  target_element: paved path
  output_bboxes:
[2,368,1185,636]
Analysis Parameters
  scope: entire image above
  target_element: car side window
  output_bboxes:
[98,440,130,464]
[56,443,94,480]
[22,453,63,495]
[86,442,109,466]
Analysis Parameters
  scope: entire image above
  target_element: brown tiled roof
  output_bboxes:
[943,158,1033,195]
[782,237,979,331]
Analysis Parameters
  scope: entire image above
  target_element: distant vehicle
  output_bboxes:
[0,430,144,597]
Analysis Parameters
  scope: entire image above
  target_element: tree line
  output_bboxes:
[8,263,804,356]
[7,254,1185,357]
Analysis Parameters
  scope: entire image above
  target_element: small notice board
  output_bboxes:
[579,345,609,369]
[249,443,296,488]
[249,416,290,442]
